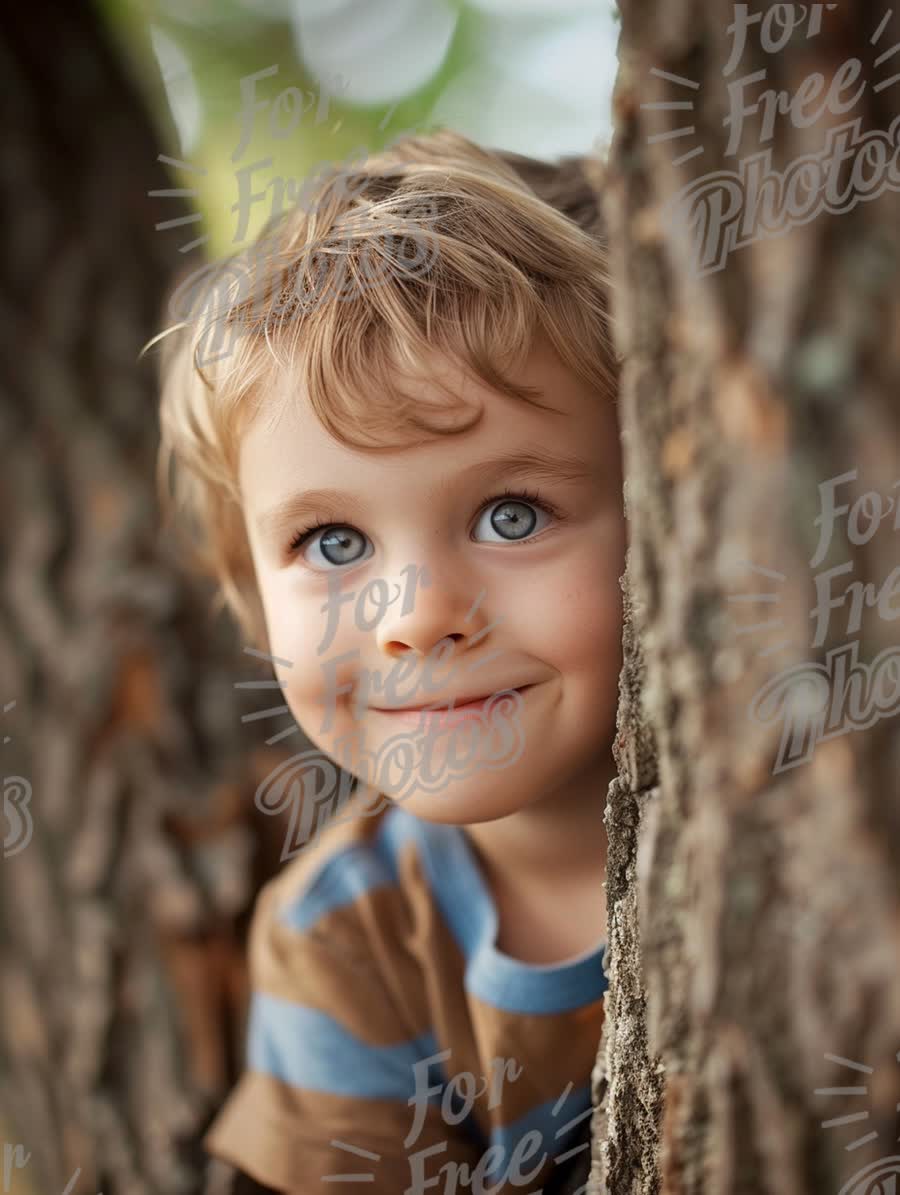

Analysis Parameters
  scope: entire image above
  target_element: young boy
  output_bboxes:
[156,128,625,1194]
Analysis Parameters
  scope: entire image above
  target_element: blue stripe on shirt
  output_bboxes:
[274,803,608,1017]
[248,990,443,1099]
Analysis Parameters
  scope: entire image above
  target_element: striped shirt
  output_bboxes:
[205,795,608,1193]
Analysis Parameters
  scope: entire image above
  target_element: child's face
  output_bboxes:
[238,333,626,827]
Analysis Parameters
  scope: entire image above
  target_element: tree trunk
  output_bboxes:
[590,1,900,1192]
[0,8,299,1195]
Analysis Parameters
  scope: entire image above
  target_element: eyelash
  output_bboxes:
[287,487,562,558]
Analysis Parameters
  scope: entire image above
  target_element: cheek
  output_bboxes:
[276,589,385,729]
[562,572,623,675]
[529,534,625,676]
[253,572,337,708]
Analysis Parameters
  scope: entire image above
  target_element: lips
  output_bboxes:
[372,684,533,713]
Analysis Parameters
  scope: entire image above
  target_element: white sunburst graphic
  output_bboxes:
[148,84,440,370]
[873,8,900,94]
[814,1050,900,1194]
[145,65,356,284]
[148,72,399,260]
[322,1076,594,1193]
[149,155,211,255]
[640,6,900,276]
[727,560,794,660]
[236,646,298,749]
[640,67,704,169]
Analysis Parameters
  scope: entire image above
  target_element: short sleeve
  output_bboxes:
[204,870,484,1193]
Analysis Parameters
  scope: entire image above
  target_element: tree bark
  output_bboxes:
[0,8,300,1195]
[591,1,900,1192]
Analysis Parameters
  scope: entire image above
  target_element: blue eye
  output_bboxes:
[472,489,557,544]
[289,524,372,570]
[286,487,560,569]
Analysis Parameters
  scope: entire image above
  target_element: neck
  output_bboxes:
[462,750,615,895]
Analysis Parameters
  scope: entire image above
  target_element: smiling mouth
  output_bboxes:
[372,684,535,714]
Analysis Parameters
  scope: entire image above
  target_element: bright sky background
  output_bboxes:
[288,0,621,157]
[123,0,621,256]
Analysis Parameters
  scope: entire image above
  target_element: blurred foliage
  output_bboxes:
[94,0,619,260]
[94,0,474,258]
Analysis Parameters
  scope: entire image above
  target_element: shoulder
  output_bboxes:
[243,797,466,1080]
[248,795,438,987]
[251,796,388,952]
[247,796,491,1016]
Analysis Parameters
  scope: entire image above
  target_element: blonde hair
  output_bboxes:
[151,128,617,653]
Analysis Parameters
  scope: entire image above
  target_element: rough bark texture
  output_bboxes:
[0,7,300,1195]
[593,1,900,1192]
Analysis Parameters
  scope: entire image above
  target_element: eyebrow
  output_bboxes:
[255,447,595,541]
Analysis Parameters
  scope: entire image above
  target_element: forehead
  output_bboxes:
[237,336,617,512]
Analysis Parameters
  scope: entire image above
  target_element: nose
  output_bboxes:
[375,575,491,664]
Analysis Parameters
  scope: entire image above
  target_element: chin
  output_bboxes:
[388,773,539,826]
